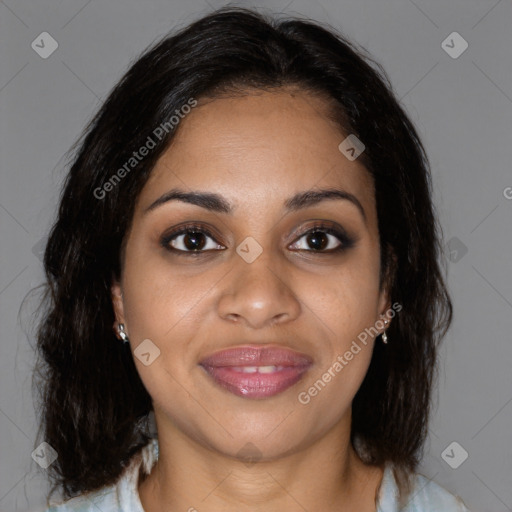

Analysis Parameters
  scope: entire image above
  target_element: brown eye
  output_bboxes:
[289,224,355,253]
[161,225,225,254]
[305,231,331,251]
[178,231,208,251]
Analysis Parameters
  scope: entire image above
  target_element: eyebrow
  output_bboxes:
[144,187,366,223]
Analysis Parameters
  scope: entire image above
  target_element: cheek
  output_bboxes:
[296,324,375,423]
[303,260,382,342]
[120,252,226,398]
[121,249,216,341]
[120,255,211,407]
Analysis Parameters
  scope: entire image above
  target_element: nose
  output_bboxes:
[217,249,301,329]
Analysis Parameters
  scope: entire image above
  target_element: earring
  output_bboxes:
[381,319,389,344]
[117,323,130,344]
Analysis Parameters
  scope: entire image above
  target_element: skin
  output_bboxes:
[111,87,392,512]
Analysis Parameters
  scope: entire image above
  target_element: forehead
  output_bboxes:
[138,88,375,215]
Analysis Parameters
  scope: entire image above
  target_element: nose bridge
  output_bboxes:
[235,238,278,289]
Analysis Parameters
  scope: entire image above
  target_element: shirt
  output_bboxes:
[43,438,471,511]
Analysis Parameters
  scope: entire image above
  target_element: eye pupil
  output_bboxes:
[307,231,328,250]
[184,231,206,250]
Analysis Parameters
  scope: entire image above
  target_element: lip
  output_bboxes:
[199,345,313,399]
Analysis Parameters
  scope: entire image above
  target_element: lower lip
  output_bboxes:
[200,365,311,399]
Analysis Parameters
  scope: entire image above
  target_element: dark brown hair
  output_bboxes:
[33,6,452,505]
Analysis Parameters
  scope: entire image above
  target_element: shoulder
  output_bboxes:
[42,486,118,511]
[42,438,159,512]
[404,472,471,511]
[378,465,471,512]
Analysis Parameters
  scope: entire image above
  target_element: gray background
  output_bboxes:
[1,0,511,511]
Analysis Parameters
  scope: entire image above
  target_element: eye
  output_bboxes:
[161,224,225,254]
[289,222,355,253]
[161,221,354,256]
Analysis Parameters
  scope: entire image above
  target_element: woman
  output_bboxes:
[34,7,470,511]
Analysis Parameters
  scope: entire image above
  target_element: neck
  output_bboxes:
[139,420,384,512]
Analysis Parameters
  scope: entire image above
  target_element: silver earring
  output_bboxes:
[381,319,389,344]
[118,323,130,344]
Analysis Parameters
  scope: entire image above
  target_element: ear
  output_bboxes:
[377,287,391,320]
[111,278,126,337]
[377,245,397,328]
[377,286,391,336]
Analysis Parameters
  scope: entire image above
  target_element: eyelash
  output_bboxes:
[160,222,355,257]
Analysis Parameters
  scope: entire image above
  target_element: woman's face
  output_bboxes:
[112,87,390,460]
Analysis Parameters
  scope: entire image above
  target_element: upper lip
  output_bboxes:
[199,345,313,368]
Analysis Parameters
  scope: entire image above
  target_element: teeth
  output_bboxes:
[258,365,279,373]
[241,366,259,373]
[231,365,284,373]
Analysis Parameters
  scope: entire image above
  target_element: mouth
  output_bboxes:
[199,345,313,399]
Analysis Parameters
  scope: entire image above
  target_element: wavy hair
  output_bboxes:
[33,6,453,504]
